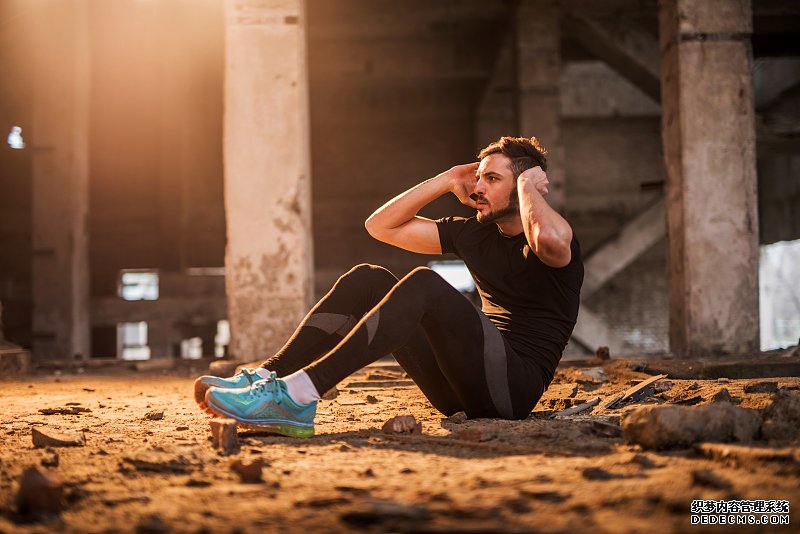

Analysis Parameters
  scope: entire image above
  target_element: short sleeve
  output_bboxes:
[435,216,468,256]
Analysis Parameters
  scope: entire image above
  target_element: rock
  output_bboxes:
[144,410,164,421]
[207,360,240,378]
[576,367,608,383]
[39,406,91,415]
[445,412,467,424]
[744,381,779,394]
[381,415,422,435]
[581,467,620,480]
[210,419,239,454]
[230,458,267,483]
[322,387,339,400]
[455,428,496,442]
[691,469,732,490]
[760,391,800,441]
[121,451,196,474]
[16,466,62,516]
[366,395,379,404]
[501,496,533,514]
[654,380,673,393]
[41,448,59,468]
[621,404,761,450]
[710,388,733,403]
[31,427,86,448]
[517,489,568,503]
[135,513,168,534]
[595,346,610,360]
[341,499,431,528]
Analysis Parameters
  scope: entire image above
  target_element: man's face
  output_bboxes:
[474,153,519,224]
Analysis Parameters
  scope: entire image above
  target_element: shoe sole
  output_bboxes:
[194,379,216,414]
[204,396,315,438]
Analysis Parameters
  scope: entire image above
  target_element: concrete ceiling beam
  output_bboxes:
[562,15,661,103]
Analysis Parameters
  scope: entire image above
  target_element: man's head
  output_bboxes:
[473,136,548,224]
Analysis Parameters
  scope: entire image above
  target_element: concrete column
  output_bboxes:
[29,0,91,360]
[223,0,313,359]
[659,0,759,356]
[516,0,564,211]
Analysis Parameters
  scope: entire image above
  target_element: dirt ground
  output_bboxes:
[0,358,798,534]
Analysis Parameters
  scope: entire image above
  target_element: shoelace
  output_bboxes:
[248,371,280,402]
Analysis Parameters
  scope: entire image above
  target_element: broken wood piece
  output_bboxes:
[31,427,86,448]
[209,419,238,454]
[603,374,668,409]
[551,397,600,418]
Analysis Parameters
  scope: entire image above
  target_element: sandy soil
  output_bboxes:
[0,360,798,533]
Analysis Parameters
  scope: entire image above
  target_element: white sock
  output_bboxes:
[281,370,320,405]
[254,367,272,379]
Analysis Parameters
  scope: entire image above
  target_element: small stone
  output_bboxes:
[688,382,699,390]
[135,513,168,534]
[16,466,62,516]
[710,388,733,403]
[502,496,533,514]
[144,410,164,421]
[31,427,86,448]
[209,419,239,454]
[576,367,608,383]
[446,412,467,424]
[717,378,731,384]
[595,346,610,360]
[744,381,779,394]
[322,387,339,400]
[760,391,800,441]
[455,428,495,442]
[381,415,422,435]
[363,468,375,477]
[581,467,618,480]
[230,458,267,483]
[366,395,379,403]
[41,449,59,468]
[175,426,189,431]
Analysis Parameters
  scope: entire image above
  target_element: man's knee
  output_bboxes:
[402,266,444,287]
[338,263,397,290]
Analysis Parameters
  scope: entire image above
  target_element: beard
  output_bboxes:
[476,187,519,224]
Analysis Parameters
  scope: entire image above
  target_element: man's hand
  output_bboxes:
[518,166,549,197]
[443,162,479,208]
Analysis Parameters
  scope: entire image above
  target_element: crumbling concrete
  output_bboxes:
[621,403,761,450]
[31,427,86,448]
[760,391,800,441]
[210,418,239,454]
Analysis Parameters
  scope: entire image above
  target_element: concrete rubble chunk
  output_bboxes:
[16,466,63,516]
[621,404,761,450]
[744,381,779,394]
[143,410,164,421]
[760,391,800,441]
[382,416,422,435]
[709,388,733,403]
[576,367,608,383]
[230,458,267,483]
[210,418,239,453]
[31,427,86,448]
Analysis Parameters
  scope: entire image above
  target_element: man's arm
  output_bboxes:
[365,163,478,254]
[517,167,573,268]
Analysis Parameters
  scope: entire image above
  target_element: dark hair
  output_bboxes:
[477,136,548,177]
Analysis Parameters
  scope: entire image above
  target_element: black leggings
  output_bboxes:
[262,264,548,420]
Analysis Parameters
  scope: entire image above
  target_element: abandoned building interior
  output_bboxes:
[1,0,799,366]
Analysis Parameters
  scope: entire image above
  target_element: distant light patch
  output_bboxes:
[428,260,476,293]
[760,239,800,350]
[215,320,230,357]
[7,126,25,149]
[181,337,203,359]
[118,321,150,360]
[119,270,159,301]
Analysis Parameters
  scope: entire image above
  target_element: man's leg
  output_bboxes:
[305,267,546,419]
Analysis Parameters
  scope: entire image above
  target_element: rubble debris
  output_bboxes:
[581,467,621,480]
[16,466,63,517]
[446,412,467,424]
[121,451,196,474]
[295,496,350,508]
[621,404,761,450]
[595,346,610,360]
[102,495,150,507]
[653,380,673,393]
[381,415,422,435]
[576,367,608,383]
[143,410,164,421]
[744,381,779,394]
[31,427,86,448]
[518,489,568,503]
[135,513,168,534]
[691,469,733,490]
[210,419,239,454]
[695,442,799,465]
[366,395,379,403]
[340,499,431,528]
[603,374,669,410]
[551,397,600,418]
[185,478,212,487]
[676,395,703,406]
[710,388,733,403]
[322,387,339,400]
[230,458,267,483]
[760,391,800,441]
[39,406,91,415]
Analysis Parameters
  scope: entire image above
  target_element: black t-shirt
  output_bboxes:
[436,216,583,376]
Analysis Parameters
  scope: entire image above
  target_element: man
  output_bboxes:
[195,136,583,437]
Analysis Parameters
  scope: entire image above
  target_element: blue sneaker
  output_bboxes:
[204,372,316,438]
[194,367,265,411]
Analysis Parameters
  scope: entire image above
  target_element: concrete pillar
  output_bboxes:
[29,0,91,360]
[659,0,759,356]
[223,0,313,359]
[516,0,564,211]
